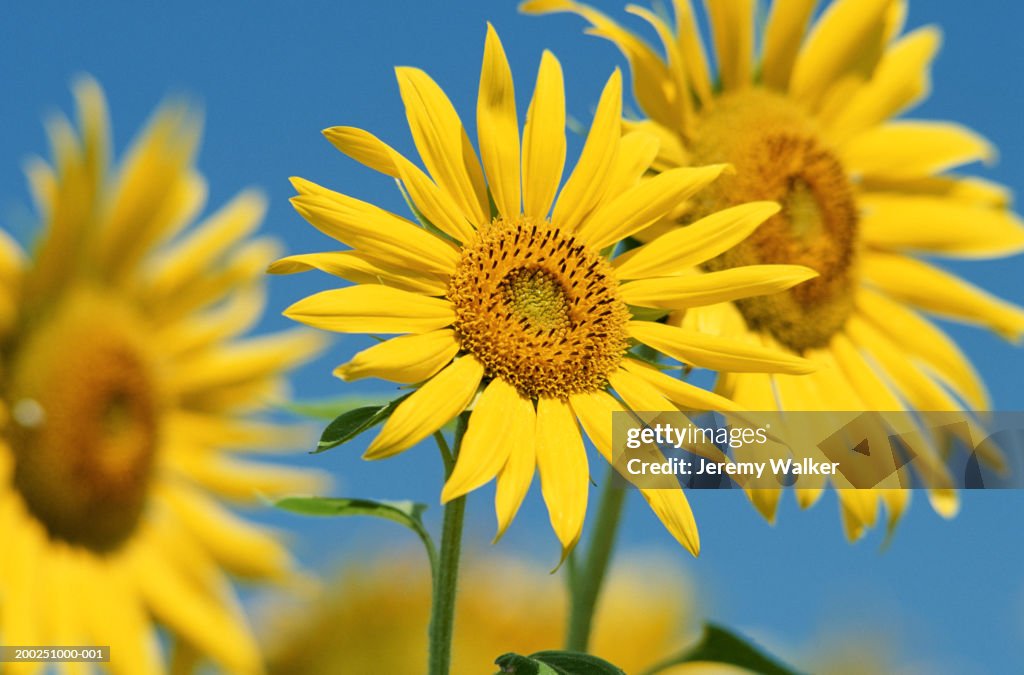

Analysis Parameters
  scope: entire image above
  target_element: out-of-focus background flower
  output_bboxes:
[1,1,1022,672]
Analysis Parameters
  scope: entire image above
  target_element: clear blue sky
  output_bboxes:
[2,1,1022,672]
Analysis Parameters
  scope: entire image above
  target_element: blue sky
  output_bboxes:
[2,1,1023,672]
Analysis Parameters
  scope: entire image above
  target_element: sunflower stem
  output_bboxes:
[565,465,626,653]
[428,414,468,675]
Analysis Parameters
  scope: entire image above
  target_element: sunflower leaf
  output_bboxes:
[275,496,436,576]
[314,393,412,453]
[639,623,803,675]
[494,651,624,675]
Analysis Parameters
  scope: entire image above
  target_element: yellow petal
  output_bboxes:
[268,251,449,296]
[578,164,729,249]
[535,397,589,555]
[284,285,455,334]
[169,329,323,398]
[613,202,780,279]
[824,27,940,142]
[322,126,401,177]
[149,189,265,298]
[790,0,891,108]
[627,4,692,129]
[129,543,262,675]
[442,377,524,502]
[390,148,477,243]
[494,396,538,540]
[165,452,329,503]
[620,358,743,412]
[761,0,817,90]
[841,121,993,178]
[158,483,294,581]
[395,66,489,225]
[81,558,162,675]
[522,50,567,219]
[336,329,460,384]
[478,24,521,219]
[620,264,818,309]
[594,130,661,208]
[671,0,713,105]
[551,69,622,231]
[522,1,677,127]
[323,130,478,243]
[860,174,1009,208]
[290,178,459,274]
[639,487,700,556]
[365,356,484,459]
[628,320,815,374]
[829,333,905,410]
[859,194,1024,258]
[861,252,1024,339]
[570,388,626,462]
[703,0,755,91]
[856,288,988,408]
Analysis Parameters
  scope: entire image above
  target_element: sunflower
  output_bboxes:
[0,79,325,675]
[264,553,698,675]
[525,0,1024,537]
[275,24,819,558]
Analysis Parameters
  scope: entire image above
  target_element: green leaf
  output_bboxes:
[282,395,386,420]
[494,651,624,675]
[275,496,436,576]
[641,623,803,675]
[494,653,561,675]
[314,393,411,453]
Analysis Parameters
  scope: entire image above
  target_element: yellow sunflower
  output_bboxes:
[275,24,820,557]
[264,553,699,675]
[0,79,325,675]
[525,0,1024,537]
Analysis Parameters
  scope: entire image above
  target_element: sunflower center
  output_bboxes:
[689,88,858,351]
[448,217,630,399]
[7,289,159,552]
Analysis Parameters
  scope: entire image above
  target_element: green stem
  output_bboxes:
[565,465,627,653]
[428,415,468,675]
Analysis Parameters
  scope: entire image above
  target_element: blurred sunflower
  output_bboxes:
[275,24,820,558]
[264,553,705,675]
[525,0,1024,537]
[0,79,325,675]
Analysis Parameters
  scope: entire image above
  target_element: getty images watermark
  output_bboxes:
[610,411,1024,491]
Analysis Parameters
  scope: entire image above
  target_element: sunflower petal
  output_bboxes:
[703,0,755,91]
[522,51,567,219]
[620,264,818,309]
[639,487,700,556]
[841,121,994,178]
[322,126,401,178]
[613,202,780,279]
[268,251,449,296]
[365,356,484,459]
[284,285,455,334]
[761,0,818,90]
[579,164,729,249]
[620,358,743,411]
[628,320,815,374]
[336,329,460,384]
[790,0,891,108]
[861,252,1024,339]
[856,289,988,408]
[478,24,521,219]
[535,397,589,556]
[395,66,489,225]
[859,194,1024,258]
[551,69,622,231]
[290,179,459,274]
[824,27,940,141]
[442,377,523,502]
[494,396,538,541]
